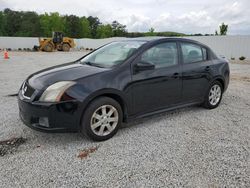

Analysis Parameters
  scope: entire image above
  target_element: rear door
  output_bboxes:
[179,42,214,102]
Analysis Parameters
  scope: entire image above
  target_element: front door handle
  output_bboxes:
[205,66,210,71]
[172,72,179,79]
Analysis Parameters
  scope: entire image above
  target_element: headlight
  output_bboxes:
[39,81,75,102]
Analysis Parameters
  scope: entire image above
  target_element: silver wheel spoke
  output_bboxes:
[107,107,115,117]
[98,125,105,136]
[105,124,113,132]
[91,121,102,129]
[209,95,213,100]
[107,117,118,122]
[101,106,107,115]
[93,113,102,120]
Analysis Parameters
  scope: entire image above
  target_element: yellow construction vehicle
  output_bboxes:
[34,31,75,52]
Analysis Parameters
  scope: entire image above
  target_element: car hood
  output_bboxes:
[28,62,108,90]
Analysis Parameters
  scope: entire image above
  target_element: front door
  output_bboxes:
[131,42,182,116]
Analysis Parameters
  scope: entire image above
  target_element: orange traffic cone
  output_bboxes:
[4,49,9,59]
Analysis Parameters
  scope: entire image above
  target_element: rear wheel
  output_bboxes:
[81,97,123,141]
[43,43,53,52]
[62,43,70,52]
[203,81,223,109]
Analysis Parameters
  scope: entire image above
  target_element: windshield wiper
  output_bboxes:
[83,61,104,68]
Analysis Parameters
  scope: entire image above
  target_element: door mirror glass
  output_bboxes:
[134,61,155,72]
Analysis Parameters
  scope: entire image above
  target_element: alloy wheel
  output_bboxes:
[90,105,119,136]
[208,84,222,106]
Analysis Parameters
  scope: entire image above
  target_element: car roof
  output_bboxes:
[109,37,211,52]
[119,37,204,45]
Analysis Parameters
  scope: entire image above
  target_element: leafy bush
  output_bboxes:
[239,56,246,61]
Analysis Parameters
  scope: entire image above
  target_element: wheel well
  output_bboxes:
[215,78,224,92]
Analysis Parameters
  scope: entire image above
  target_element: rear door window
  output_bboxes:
[181,43,204,64]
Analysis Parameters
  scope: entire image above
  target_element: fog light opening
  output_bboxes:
[39,117,49,127]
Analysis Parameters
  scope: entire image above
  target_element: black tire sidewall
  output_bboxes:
[81,97,123,141]
[204,81,223,109]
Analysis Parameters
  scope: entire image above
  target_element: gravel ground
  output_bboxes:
[0,52,249,187]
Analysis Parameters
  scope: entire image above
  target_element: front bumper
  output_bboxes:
[18,93,81,133]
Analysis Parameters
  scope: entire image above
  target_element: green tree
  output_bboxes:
[50,12,65,32]
[0,8,190,38]
[3,8,23,36]
[87,16,101,38]
[96,24,113,38]
[64,15,82,38]
[219,22,228,35]
[145,27,156,36]
[40,12,65,37]
[149,27,154,33]
[0,11,6,35]
[39,13,50,36]
[111,21,126,37]
[16,11,40,37]
[79,17,91,38]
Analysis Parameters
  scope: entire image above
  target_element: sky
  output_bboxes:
[0,0,249,35]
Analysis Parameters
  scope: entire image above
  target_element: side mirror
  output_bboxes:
[134,61,155,73]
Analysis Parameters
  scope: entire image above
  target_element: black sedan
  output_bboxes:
[18,38,230,141]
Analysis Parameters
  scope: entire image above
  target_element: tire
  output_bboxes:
[62,43,70,52]
[44,43,53,52]
[203,81,223,109]
[81,97,123,141]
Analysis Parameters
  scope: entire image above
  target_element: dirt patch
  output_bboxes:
[77,146,98,159]
[231,75,250,82]
[0,137,26,156]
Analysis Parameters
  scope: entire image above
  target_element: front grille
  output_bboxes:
[22,82,35,99]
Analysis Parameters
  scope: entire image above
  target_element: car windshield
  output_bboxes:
[80,41,145,68]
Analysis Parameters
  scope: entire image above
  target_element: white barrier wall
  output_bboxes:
[74,37,126,49]
[0,36,249,59]
[0,37,39,49]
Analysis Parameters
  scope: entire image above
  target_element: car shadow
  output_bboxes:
[121,105,203,129]
[21,105,204,146]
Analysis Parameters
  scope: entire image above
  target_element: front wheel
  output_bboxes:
[203,81,223,109]
[81,97,123,141]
